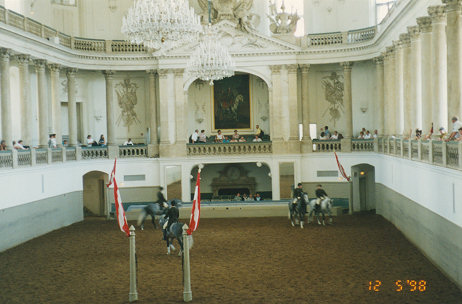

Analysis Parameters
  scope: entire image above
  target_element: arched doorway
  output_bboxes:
[82,171,108,217]
[351,164,375,212]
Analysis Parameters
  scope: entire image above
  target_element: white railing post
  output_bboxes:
[75,146,82,161]
[442,141,447,166]
[459,142,462,169]
[128,225,138,302]
[47,148,52,164]
[408,140,412,159]
[31,148,36,166]
[373,138,378,152]
[12,149,18,168]
[428,140,433,163]
[182,224,192,302]
[62,146,67,162]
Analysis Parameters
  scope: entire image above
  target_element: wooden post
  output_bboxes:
[182,224,192,302]
[129,225,138,302]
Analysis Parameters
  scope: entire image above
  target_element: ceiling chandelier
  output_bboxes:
[186,0,235,85]
[121,0,202,50]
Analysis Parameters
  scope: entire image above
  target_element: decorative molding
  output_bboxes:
[340,61,353,70]
[157,69,170,79]
[407,26,420,41]
[115,78,140,129]
[299,64,310,73]
[47,63,60,72]
[399,33,411,47]
[270,65,281,74]
[417,16,432,33]
[443,0,462,12]
[287,64,298,74]
[373,56,384,65]
[103,70,115,78]
[15,54,30,64]
[0,48,10,60]
[34,59,46,70]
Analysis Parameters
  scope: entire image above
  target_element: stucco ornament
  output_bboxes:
[321,72,344,126]
[115,79,140,129]
[197,0,260,30]
[268,1,300,34]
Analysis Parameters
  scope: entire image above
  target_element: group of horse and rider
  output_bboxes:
[290,183,333,228]
[137,187,187,256]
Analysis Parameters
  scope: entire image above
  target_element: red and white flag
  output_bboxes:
[107,158,130,237]
[187,170,201,235]
[334,151,350,182]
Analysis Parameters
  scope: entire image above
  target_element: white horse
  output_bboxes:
[307,197,333,226]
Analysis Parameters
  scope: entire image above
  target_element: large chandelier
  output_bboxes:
[121,0,202,50]
[186,0,235,85]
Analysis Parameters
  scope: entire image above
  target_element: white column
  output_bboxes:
[444,0,462,121]
[287,64,298,141]
[174,69,186,144]
[158,69,176,148]
[401,33,412,134]
[48,63,62,146]
[280,65,290,141]
[300,64,311,139]
[408,26,423,130]
[394,40,405,136]
[16,55,33,145]
[417,16,433,134]
[104,70,116,145]
[374,56,385,135]
[270,65,282,141]
[35,60,49,148]
[147,70,158,145]
[387,47,397,135]
[0,48,12,149]
[429,5,448,131]
[67,68,78,146]
[341,62,353,138]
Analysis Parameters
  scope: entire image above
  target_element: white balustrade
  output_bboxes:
[187,142,272,156]
[81,147,108,159]
[119,145,147,158]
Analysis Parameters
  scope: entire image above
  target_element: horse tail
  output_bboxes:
[137,209,146,226]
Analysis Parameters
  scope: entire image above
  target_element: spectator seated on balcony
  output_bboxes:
[48,134,57,148]
[357,131,365,139]
[246,194,254,201]
[252,135,262,142]
[239,136,247,142]
[255,193,262,201]
[198,130,207,143]
[438,128,447,141]
[189,129,199,143]
[455,128,462,141]
[373,130,378,138]
[14,140,28,150]
[232,130,240,141]
[87,135,99,147]
[123,138,134,146]
[0,140,7,151]
[414,129,423,140]
[233,193,241,201]
[319,132,328,140]
[98,134,106,146]
[364,130,372,139]
[223,136,230,143]
[215,130,224,143]
[62,139,68,147]
[324,126,331,138]
[447,116,462,141]
[331,131,339,140]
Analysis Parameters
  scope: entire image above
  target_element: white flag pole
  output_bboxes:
[182,224,192,302]
[129,225,138,302]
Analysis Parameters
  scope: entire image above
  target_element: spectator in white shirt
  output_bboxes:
[373,130,378,138]
[447,116,462,141]
[198,130,207,143]
[357,131,365,139]
[48,134,57,148]
[14,140,28,150]
[191,129,199,143]
[364,130,371,139]
[331,131,339,139]
[215,130,224,142]
[124,138,134,146]
[87,135,96,147]
[252,135,262,142]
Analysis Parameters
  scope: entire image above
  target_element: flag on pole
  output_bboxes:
[187,170,201,235]
[334,151,350,182]
[107,158,130,237]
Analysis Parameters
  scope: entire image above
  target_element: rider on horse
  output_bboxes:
[293,183,304,200]
[156,187,167,209]
[163,200,179,240]
[315,184,328,211]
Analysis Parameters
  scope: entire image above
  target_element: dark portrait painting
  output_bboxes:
[213,74,251,130]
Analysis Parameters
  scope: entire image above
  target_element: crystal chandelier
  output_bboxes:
[121,0,202,50]
[186,0,235,85]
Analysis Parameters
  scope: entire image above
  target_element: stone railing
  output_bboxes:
[119,145,148,158]
[307,26,376,47]
[0,5,376,54]
[81,147,109,160]
[312,139,342,152]
[377,137,462,170]
[352,139,374,152]
[187,142,272,156]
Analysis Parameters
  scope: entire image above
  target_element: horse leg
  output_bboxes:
[137,210,147,230]
[178,236,184,257]
[322,211,326,226]
[166,237,171,255]
[289,209,295,227]
[307,210,312,224]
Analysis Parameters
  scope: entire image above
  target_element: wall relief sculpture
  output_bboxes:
[321,72,344,126]
[268,1,300,34]
[115,78,140,129]
[197,0,260,30]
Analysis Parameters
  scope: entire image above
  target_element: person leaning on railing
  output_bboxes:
[0,140,7,151]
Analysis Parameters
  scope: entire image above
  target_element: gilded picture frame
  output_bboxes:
[212,74,252,131]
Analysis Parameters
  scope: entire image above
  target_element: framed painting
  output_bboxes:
[212,74,251,131]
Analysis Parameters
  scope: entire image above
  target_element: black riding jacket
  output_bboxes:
[315,189,328,198]
[166,206,179,228]
[293,188,303,199]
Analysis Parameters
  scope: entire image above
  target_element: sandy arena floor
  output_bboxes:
[0,214,461,304]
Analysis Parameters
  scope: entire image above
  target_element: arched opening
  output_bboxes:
[351,164,375,212]
[186,73,270,141]
[82,171,108,217]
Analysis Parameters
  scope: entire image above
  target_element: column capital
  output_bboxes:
[340,61,353,70]
[373,56,384,65]
[15,54,31,65]
[399,33,411,47]
[146,69,157,75]
[172,68,184,77]
[103,70,115,78]
[417,16,432,33]
[34,59,46,71]
[66,68,78,77]
[47,63,61,72]
[0,48,11,60]
[299,64,310,73]
[407,26,421,41]
[287,64,298,74]
[158,69,170,79]
[443,0,462,12]
[270,65,282,74]
[428,5,447,24]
